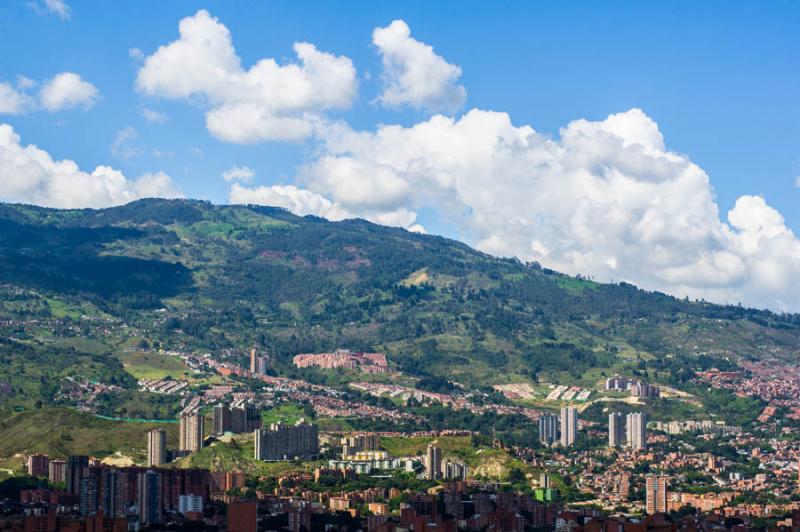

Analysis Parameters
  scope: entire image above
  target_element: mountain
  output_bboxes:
[1,198,798,396]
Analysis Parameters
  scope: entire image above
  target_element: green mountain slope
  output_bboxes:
[1,199,798,390]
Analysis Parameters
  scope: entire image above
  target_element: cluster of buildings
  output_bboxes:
[136,378,188,395]
[212,399,262,436]
[605,376,661,398]
[249,347,271,375]
[608,412,648,450]
[538,407,578,447]
[545,385,592,402]
[21,455,211,528]
[292,349,389,374]
[650,419,742,435]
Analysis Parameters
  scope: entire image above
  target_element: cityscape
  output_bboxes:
[2,1,800,531]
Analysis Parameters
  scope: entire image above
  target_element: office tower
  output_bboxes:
[560,407,578,447]
[424,444,442,480]
[213,404,231,435]
[255,419,319,461]
[27,454,49,477]
[645,476,668,514]
[539,414,558,446]
[626,412,647,450]
[137,470,162,526]
[608,412,625,447]
[147,428,167,466]
[250,348,258,373]
[49,459,66,484]
[228,500,257,532]
[179,413,204,452]
[66,455,89,495]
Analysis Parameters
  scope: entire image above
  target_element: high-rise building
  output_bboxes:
[539,473,551,489]
[137,469,162,526]
[539,414,558,446]
[608,412,625,447]
[49,459,66,484]
[147,428,167,466]
[179,413,204,452]
[424,444,442,480]
[255,419,318,461]
[213,404,232,435]
[257,356,269,375]
[560,407,578,447]
[27,454,49,477]
[626,412,647,450]
[249,348,258,373]
[66,456,89,495]
[646,475,668,514]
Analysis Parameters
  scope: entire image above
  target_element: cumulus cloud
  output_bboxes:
[142,108,168,123]
[0,123,181,208]
[372,19,466,114]
[0,82,34,115]
[135,10,357,143]
[221,165,254,183]
[111,126,142,159]
[40,72,99,111]
[228,183,351,220]
[268,108,800,311]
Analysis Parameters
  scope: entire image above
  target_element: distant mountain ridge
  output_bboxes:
[1,198,798,387]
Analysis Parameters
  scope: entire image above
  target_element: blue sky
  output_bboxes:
[1,1,799,310]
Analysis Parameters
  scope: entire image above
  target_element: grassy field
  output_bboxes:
[178,433,321,476]
[116,351,193,380]
[0,407,178,465]
[260,403,308,425]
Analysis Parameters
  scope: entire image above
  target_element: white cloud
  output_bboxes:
[0,123,181,208]
[135,9,357,143]
[0,82,34,115]
[152,148,175,158]
[280,108,800,311]
[372,19,466,114]
[221,165,254,183]
[16,75,38,90]
[142,108,168,123]
[30,0,71,20]
[228,183,351,221]
[40,72,99,111]
[129,48,145,61]
[111,126,142,159]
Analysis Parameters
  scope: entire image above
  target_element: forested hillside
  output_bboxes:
[1,199,798,388]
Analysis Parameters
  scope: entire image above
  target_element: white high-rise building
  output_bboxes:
[626,412,647,450]
[560,407,578,447]
[424,443,442,480]
[608,412,625,447]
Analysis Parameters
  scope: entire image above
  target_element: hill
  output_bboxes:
[1,198,798,396]
[0,407,177,469]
